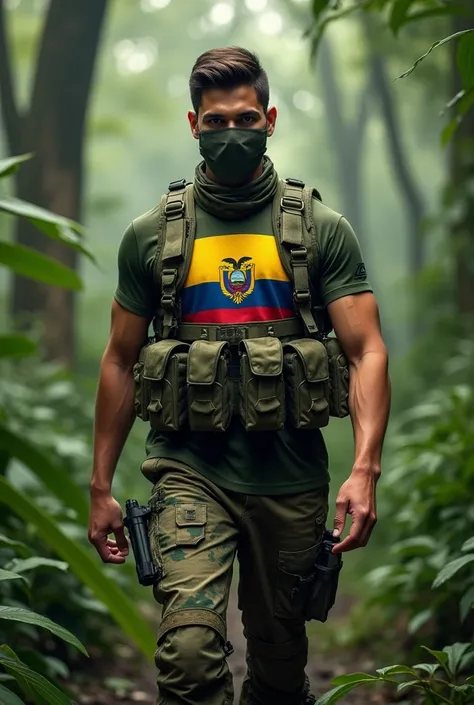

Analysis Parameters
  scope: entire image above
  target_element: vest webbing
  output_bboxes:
[154,176,325,342]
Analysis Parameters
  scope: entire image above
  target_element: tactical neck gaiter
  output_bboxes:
[193,155,279,221]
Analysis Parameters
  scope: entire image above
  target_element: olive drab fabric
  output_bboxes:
[133,176,351,437]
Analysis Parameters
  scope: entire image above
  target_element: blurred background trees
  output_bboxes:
[0,0,473,703]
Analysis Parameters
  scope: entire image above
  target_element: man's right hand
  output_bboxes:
[88,492,130,563]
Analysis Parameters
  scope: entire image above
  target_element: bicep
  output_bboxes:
[103,300,152,370]
[328,292,386,363]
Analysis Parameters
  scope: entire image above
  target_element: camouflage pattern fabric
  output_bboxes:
[143,457,329,705]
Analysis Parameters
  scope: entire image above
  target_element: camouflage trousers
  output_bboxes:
[143,458,329,705]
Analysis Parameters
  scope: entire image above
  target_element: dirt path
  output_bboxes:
[71,584,391,705]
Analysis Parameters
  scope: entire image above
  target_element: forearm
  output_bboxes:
[348,348,390,474]
[91,355,136,495]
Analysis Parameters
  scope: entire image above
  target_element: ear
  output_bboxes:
[188,111,199,139]
[266,106,277,137]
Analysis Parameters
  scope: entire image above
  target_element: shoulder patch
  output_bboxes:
[354,262,367,281]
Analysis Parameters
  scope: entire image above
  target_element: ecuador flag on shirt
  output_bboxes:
[181,232,295,324]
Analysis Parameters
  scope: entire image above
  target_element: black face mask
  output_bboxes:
[198,125,268,186]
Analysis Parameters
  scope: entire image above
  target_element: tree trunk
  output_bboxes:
[0,0,108,366]
[360,13,426,277]
[450,10,474,325]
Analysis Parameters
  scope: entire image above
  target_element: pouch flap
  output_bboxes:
[240,337,283,376]
[143,340,188,381]
[187,340,229,385]
[285,339,329,382]
[176,503,207,527]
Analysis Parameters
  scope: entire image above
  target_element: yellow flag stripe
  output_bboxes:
[184,233,289,287]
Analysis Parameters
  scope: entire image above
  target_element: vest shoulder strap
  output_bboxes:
[273,177,326,336]
[153,179,196,338]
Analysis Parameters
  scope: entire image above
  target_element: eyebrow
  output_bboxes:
[203,110,261,119]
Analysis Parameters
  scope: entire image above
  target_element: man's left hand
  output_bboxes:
[332,467,379,553]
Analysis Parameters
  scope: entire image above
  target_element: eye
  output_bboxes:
[241,115,256,125]
[207,118,224,127]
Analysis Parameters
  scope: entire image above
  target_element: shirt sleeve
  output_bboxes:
[114,222,156,317]
[320,216,373,306]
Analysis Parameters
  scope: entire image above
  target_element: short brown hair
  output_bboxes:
[189,46,269,113]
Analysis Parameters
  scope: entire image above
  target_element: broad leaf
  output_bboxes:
[0,648,74,705]
[397,680,423,693]
[0,682,25,704]
[0,335,36,360]
[461,537,474,552]
[0,426,88,522]
[398,29,474,80]
[0,606,87,656]
[0,154,33,179]
[316,681,375,705]
[0,477,157,661]
[0,535,32,557]
[6,557,69,574]
[460,585,474,622]
[443,643,473,678]
[389,0,413,35]
[0,243,82,290]
[408,608,433,634]
[0,647,36,703]
[331,672,377,686]
[412,663,439,677]
[432,554,474,588]
[0,569,28,584]
[0,196,94,263]
[421,646,449,669]
[375,665,417,678]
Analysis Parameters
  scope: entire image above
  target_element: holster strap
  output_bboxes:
[157,608,227,645]
[177,318,303,344]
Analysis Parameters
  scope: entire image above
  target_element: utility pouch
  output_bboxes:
[322,337,350,418]
[239,337,285,432]
[305,531,342,623]
[283,339,329,429]
[133,346,148,422]
[143,340,189,432]
[187,340,232,432]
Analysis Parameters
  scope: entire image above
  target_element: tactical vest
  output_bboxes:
[133,177,350,433]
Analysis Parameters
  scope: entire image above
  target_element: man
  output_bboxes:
[89,46,390,705]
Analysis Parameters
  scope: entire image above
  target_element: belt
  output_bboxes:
[177,318,303,345]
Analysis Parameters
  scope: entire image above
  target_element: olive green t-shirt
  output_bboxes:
[114,195,372,495]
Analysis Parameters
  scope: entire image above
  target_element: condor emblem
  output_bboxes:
[219,256,255,305]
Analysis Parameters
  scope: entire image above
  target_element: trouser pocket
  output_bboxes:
[143,340,189,431]
[283,338,329,429]
[322,337,350,418]
[187,340,232,432]
[274,542,322,621]
[239,337,285,432]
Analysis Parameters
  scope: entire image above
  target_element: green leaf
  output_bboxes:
[331,673,377,686]
[0,606,87,656]
[316,681,374,705]
[0,683,25,704]
[397,29,474,80]
[0,535,32,558]
[0,243,82,290]
[6,557,69,574]
[0,426,88,523]
[457,32,474,88]
[413,663,439,677]
[309,4,359,60]
[389,0,413,35]
[0,335,36,359]
[461,537,474,552]
[0,196,95,263]
[466,676,474,684]
[443,643,473,678]
[0,648,74,705]
[0,154,33,179]
[460,585,474,622]
[397,680,423,693]
[0,647,36,703]
[432,555,474,588]
[0,477,157,662]
[421,646,449,670]
[441,114,464,146]
[0,569,28,584]
[375,665,417,678]
[408,609,433,634]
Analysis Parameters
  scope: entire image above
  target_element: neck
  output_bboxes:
[205,160,264,186]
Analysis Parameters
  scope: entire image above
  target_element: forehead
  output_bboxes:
[199,85,263,116]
